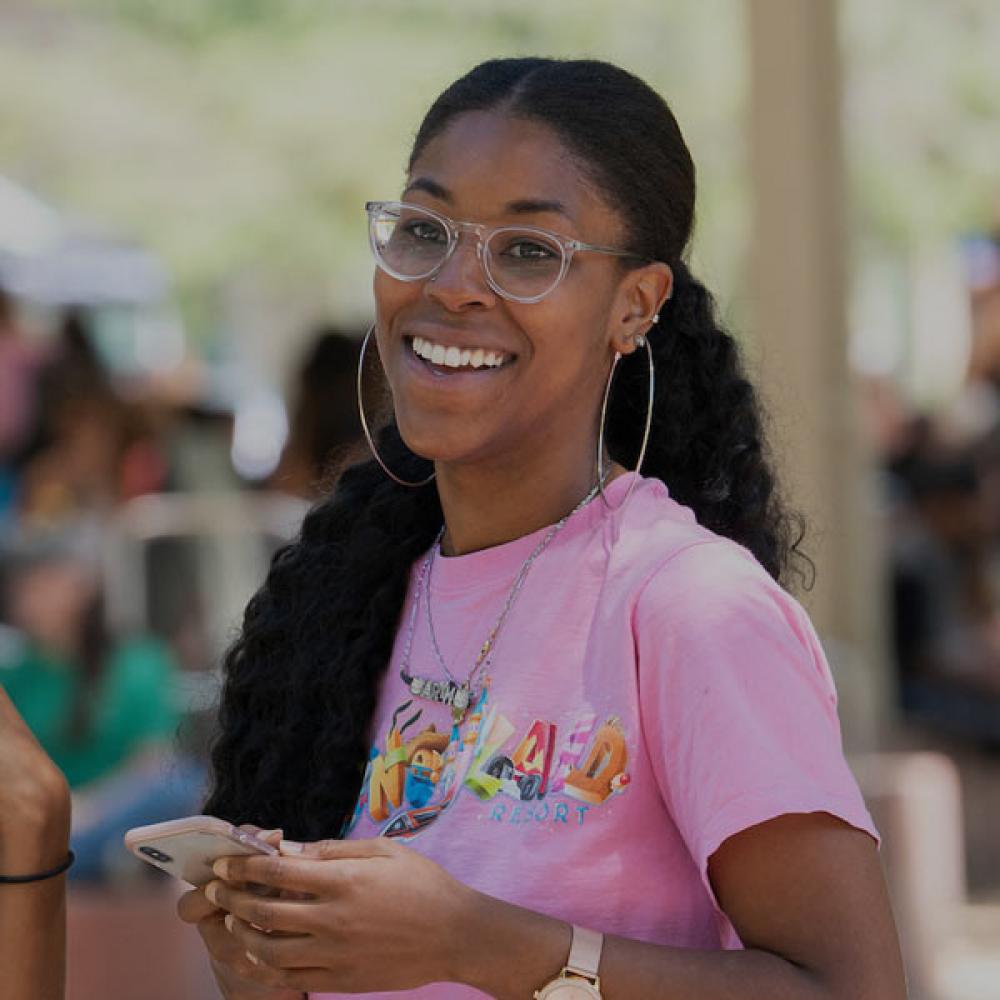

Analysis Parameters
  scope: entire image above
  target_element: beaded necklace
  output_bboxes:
[398,478,605,723]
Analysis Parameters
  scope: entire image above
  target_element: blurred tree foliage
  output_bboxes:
[1,0,998,349]
[842,0,1000,253]
[0,0,745,342]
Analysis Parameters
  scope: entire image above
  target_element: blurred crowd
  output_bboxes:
[866,230,1000,745]
[0,283,363,881]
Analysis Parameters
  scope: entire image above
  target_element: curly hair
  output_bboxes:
[204,58,810,839]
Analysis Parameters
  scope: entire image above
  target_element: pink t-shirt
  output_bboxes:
[316,472,878,999]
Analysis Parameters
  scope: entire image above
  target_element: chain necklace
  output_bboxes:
[399,477,606,723]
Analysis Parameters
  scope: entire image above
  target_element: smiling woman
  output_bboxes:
[183,58,907,1000]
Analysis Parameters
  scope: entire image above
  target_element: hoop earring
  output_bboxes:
[596,334,655,511]
[357,323,436,488]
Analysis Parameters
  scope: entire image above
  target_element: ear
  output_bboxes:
[607,262,673,355]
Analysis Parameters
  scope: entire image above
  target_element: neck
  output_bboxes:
[435,438,626,558]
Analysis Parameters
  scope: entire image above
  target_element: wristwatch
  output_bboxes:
[534,924,604,999]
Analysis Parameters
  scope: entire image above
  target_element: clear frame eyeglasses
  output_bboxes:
[365,200,646,304]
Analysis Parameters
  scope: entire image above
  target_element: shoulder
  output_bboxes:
[638,535,799,633]
[613,482,832,696]
[608,475,787,619]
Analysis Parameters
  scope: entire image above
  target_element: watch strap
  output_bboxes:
[565,925,603,981]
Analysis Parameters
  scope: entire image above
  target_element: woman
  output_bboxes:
[0,686,72,1000]
[180,58,906,998]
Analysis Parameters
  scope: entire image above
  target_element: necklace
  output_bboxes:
[399,477,606,723]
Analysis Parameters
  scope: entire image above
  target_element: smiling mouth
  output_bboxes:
[406,335,517,374]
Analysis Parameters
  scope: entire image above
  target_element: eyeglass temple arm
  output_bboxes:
[572,240,646,260]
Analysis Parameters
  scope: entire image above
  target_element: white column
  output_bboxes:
[746,0,891,750]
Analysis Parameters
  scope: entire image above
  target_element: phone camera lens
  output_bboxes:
[139,846,173,863]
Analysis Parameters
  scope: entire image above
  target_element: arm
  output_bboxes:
[456,812,906,1000]
[201,815,906,998]
[0,687,73,1000]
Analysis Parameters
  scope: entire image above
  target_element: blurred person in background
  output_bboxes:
[269,326,364,500]
[0,685,72,1000]
[0,285,47,522]
[0,524,203,880]
[891,451,1000,701]
[14,306,168,525]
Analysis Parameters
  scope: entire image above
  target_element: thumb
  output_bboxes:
[279,836,393,859]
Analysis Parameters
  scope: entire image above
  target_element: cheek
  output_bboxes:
[514,303,608,400]
[373,271,418,327]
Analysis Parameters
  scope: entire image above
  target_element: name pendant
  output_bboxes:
[408,675,473,723]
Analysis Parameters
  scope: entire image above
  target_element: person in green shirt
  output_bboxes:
[1,525,203,879]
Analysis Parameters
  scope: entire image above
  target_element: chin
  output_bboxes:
[396,420,492,469]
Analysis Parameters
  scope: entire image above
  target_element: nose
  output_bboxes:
[423,227,497,311]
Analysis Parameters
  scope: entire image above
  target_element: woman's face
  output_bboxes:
[372,111,661,472]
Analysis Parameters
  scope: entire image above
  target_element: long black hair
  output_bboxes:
[204,58,810,839]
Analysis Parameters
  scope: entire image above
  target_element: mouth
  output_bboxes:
[404,335,518,378]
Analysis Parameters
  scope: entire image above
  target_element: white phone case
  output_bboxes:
[124,815,278,887]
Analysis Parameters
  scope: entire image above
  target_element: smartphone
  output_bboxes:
[124,815,278,887]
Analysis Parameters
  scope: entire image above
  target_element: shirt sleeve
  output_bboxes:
[634,539,879,925]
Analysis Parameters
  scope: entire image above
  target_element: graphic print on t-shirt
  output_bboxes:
[344,673,632,840]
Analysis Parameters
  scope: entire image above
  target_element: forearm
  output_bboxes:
[453,891,838,1000]
[0,783,72,1000]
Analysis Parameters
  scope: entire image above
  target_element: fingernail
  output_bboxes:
[204,881,218,904]
[246,951,259,966]
[212,859,228,879]
[279,839,303,854]
[261,828,283,838]
[224,914,235,933]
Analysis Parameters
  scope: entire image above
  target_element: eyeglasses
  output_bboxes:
[365,200,645,304]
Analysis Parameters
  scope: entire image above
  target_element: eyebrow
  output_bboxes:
[402,177,572,220]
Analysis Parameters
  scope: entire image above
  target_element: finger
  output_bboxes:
[194,910,297,994]
[201,912,293,989]
[177,886,218,924]
[224,914,316,971]
[207,930,293,993]
[239,824,284,847]
[279,836,394,860]
[204,879,319,933]
[214,852,364,896]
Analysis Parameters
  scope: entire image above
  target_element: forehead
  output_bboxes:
[406,111,617,232]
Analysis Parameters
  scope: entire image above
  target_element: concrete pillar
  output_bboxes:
[746,0,890,751]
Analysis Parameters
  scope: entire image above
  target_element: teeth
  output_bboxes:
[410,337,508,370]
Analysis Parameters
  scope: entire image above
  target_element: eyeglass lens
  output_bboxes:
[370,203,565,300]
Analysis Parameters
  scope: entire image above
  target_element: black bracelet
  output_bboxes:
[0,849,75,884]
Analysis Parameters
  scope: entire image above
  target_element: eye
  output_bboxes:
[403,219,447,243]
[501,238,558,261]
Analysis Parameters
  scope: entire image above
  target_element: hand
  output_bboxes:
[0,687,70,871]
[202,837,476,994]
[177,827,303,1000]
